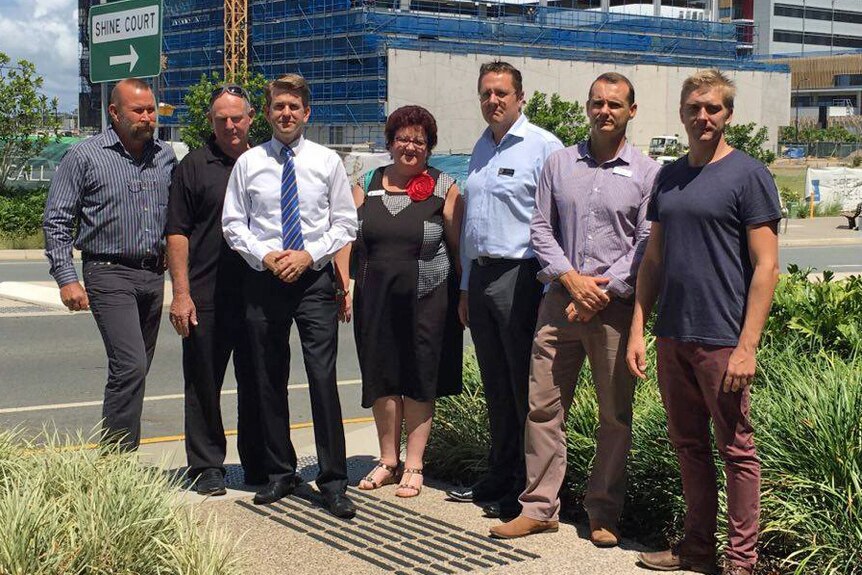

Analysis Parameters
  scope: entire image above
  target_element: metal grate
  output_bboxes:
[231,457,539,575]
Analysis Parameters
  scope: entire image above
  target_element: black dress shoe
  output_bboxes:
[195,468,227,496]
[253,477,298,505]
[483,500,522,520]
[323,492,356,519]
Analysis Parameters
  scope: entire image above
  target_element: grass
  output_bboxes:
[0,232,43,249]
[0,429,243,575]
[772,167,807,202]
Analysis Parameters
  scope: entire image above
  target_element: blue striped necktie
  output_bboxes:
[280,145,304,251]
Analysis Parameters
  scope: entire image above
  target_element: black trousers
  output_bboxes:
[243,264,348,496]
[182,294,264,478]
[468,258,544,500]
[83,260,164,449]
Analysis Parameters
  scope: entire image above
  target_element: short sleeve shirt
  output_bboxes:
[647,149,781,346]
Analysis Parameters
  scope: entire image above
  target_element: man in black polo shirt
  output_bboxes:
[166,85,262,495]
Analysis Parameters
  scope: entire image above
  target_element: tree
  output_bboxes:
[524,91,589,147]
[180,71,271,150]
[0,52,59,187]
[724,122,775,165]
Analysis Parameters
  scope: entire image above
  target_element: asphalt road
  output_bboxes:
[1,244,859,442]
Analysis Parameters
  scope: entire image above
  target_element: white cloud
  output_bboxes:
[0,0,79,112]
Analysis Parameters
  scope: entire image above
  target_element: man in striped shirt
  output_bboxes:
[43,78,177,450]
[490,73,659,544]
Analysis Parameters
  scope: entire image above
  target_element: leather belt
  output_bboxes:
[474,256,524,267]
[84,253,164,272]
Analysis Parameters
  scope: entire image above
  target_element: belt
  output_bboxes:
[84,253,164,272]
[474,256,526,267]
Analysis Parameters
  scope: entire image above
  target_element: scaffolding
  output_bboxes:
[145,0,787,137]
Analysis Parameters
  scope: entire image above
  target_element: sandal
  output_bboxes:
[395,468,423,498]
[359,461,401,490]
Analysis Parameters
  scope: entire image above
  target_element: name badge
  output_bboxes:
[612,166,633,178]
[498,168,515,177]
[367,190,385,197]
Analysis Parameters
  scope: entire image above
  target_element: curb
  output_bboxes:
[778,237,862,247]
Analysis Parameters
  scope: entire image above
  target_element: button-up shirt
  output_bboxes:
[222,136,357,271]
[460,114,563,290]
[43,127,177,287]
[530,140,660,298]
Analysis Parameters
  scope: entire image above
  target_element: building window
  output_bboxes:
[329,125,344,145]
[835,74,862,87]
[774,3,862,25]
[774,30,862,49]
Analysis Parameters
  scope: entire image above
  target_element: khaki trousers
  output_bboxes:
[519,283,636,523]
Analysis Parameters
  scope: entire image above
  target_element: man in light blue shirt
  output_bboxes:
[447,61,563,518]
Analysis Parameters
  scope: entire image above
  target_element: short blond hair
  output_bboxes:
[680,69,736,110]
[265,73,310,108]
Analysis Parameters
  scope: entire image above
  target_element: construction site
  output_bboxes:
[78,0,790,151]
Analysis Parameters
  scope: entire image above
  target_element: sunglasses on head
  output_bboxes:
[209,84,249,105]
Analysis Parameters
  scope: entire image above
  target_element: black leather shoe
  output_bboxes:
[323,492,356,519]
[195,468,227,496]
[253,477,298,505]
[483,500,522,520]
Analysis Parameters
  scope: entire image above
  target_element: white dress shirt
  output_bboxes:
[222,135,358,271]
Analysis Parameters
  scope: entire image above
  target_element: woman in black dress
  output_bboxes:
[339,106,463,497]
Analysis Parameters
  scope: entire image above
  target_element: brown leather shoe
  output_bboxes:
[722,565,753,575]
[589,520,620,548]
[637,549,718,574]
[489,515,559,539]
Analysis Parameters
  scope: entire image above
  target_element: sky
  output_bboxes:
[0,0,79,112]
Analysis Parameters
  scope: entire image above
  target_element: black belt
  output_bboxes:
[84,253,164,271]
[474,256,527,267]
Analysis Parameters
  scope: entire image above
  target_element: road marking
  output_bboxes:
[138,416,375,445]
[0,379,363,414]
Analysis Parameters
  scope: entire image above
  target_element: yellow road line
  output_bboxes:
[138,416,375,445]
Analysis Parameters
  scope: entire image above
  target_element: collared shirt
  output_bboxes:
[44,127,177,287]
[530,140,660,298]
[222,135,357,271]
[166,137,247,311]
[460,114,563,290]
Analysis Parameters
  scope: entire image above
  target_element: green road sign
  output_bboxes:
[89,0,162,83]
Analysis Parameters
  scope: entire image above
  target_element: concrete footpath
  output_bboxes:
[140,420,669,575]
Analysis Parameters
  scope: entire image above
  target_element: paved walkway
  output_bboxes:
[141,421,696,575]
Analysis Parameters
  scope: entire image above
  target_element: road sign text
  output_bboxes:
[92,6,160,44]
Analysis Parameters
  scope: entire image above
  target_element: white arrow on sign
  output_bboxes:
[109,45,139,72]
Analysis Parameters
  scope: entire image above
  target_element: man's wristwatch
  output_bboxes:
[335,287,349,298]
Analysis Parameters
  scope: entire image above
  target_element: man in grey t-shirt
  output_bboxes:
[627,70,781,575]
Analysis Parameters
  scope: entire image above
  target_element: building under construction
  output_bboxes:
[78,0,789,150]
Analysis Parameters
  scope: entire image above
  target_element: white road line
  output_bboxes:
[0,379,362,415]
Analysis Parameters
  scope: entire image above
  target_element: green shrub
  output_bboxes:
[0,186,47,242]
[766,266,862,356]
[0,429,242,575]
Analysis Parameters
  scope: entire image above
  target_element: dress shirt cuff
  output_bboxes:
[537,260,574,285]
[607,273,634,299]
[249,243,272,271]
[459,260,471,291]
[52,266,80,288]
[304,242,329,269]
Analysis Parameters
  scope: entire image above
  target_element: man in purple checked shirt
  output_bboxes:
[490,72,659,545]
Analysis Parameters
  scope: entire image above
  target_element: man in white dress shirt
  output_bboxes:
[222,74,358,517]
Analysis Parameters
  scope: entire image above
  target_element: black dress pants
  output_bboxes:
[468,258,544,501]
[182,293,264,479]
[83,260,164,450]
[243,264,348,496]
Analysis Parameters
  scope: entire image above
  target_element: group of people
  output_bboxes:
[43,60,780,575]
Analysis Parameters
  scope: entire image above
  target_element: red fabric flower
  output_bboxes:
[405,172,435,202]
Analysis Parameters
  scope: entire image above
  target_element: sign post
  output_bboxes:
[89,0,162,84]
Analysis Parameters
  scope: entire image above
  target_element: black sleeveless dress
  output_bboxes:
[353,166,463,408]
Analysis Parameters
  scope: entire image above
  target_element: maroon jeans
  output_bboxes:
[656,338,760,570]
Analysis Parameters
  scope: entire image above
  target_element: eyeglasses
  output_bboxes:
[209,84,249,106]
[393,135,428,149]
